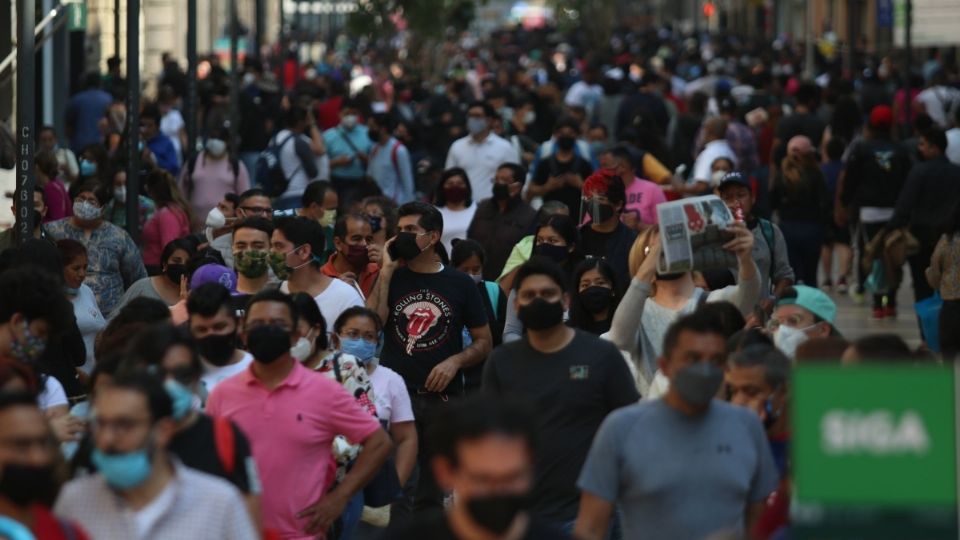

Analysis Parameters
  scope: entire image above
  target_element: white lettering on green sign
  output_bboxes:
[821,410,930,455]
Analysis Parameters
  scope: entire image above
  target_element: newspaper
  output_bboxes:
[657,195,738,274]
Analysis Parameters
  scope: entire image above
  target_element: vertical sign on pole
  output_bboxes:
[186,0,197,158]
[126,0,141,243]
[229,0,240,162]
[904,0,912,135]
[15,0,35,245]
[114,0,120,57]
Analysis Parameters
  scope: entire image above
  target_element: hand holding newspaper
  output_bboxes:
[656,195,739,274]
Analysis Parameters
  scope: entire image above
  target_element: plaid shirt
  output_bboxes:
[54,460,258,540]
[694,120,759,173]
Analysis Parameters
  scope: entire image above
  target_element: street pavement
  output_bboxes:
[828,272,922,347]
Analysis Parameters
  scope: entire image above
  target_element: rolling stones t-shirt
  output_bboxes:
[381,266,488,395]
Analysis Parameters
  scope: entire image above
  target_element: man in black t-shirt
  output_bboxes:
[483,259,640,530]
[368,202,492,510]
[385,395,569,540]
[527,116,595,216]
[579,169,638,288]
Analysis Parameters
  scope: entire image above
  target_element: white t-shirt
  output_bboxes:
[438,202,478,256]
[130,480,176,538]
[38,376,68,411]
[160,109,186,163]
[369,365,414,426]
[691,139,737,185]
[444,133,518,201]
[946,128,960,165]
[281,278,364,335]
[916,86,960,129]
[200,352,253,399]
[72,284,106,374]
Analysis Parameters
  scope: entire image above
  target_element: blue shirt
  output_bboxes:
[66,89,113,152]
[323,125,372,180]
[148,133,181,176]
[367,137,415,203]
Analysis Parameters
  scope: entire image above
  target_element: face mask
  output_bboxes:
[391,231,426,261]
[242,72,256,86]
[344,243,370,267]
[196,333,237,366]
[164,264,187,284]
[246,324,292,364]
[235,250,269,279]
[342,115,359,129]
[206,207,227,229]
[711,170,728,185]
[656,271,686,281]
[467,117,488,135]
[579,285,613,314]
[773,324,814,359]
[91,445,153,489]
[319,209,337,228]
[444,185,468,204]
[465,494,529,535]
[517,298,564,331]
[492,183,512,201]
[10,321,47,364]
[523,110,536,125]
[672,362,724,408]
[469,273,483,284]
[367,128,381,143]
[113,186,127,203]
[0,463,57,507]
[205,138,227,157]
[269,246,311,279]
[340,337,378,363]
[532,243,569,263]
[73,200,102,221]
[164,379,194,421]
[368,215,382,233]
[64,286,80,296]
[590,141,605,157]
[585,199,615,223]
[79,159,97,177]
[556,135,576,152]
[290,336,314,362]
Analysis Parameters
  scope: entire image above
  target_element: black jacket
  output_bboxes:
[841,138,911,209]
[891,156,960,238]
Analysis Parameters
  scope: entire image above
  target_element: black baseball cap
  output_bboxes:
[717,171,750,191]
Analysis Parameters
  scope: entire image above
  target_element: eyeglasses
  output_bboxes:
[91,416,151,437]
[240,206,273,216]
[766,314,811,331]
[244,319,292,332]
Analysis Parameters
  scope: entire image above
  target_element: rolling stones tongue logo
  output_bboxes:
[403,301,442,354]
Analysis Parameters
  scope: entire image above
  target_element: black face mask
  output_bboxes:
[517,298,564,330]
[580,285,613,314]
[368,215,383,234]
[556,135,576,152]
[197,333,237,366]
[656,271,686,281]
[586,202,616,223]
[389,231,426,261]
[165,264,187,284]
[0,463,57,507]
[465,494,529,535]
[245,324,292,364]
[492,183,512,201]
[367,128,381,142]
[532,243,569,263]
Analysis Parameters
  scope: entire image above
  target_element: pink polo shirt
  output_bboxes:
[581,176,667,227]
[206,361,381,539]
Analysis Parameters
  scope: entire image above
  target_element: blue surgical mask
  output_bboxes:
[340,337,377,364]
[164,379,194,421]
[79,159,96,177]
[91,446,153,489]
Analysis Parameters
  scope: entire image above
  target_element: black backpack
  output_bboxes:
[256,132,299,197]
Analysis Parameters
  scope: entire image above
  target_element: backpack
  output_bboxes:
[757,218,777,283]
[213,416,236,475]
[255,132,299,197]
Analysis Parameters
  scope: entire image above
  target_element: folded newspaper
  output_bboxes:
[657,195,738,274]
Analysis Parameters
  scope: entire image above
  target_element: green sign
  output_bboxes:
[67,2,87,32]
[793,365,957,506]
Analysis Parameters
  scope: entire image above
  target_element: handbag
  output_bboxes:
[915,292,943,353]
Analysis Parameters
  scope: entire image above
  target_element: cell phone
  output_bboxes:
[387,241,399,261]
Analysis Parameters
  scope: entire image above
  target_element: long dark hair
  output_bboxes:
[531,214,584,275]
[567,258,621,334]
[432,167,473,208]
[145,168,196,230]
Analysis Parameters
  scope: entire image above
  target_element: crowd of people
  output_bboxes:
[1,22,959,540]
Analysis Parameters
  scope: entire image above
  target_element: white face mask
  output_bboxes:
[206,206,227,229]
[773,324,815,359]
[469,273,483,284]
[523,110,536,125]
[206,138,227,157]
[290,337,313,362]
[342,115,358,129]
[711,170,729,185]
[113,187,126,203]
[73,200,102,221]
